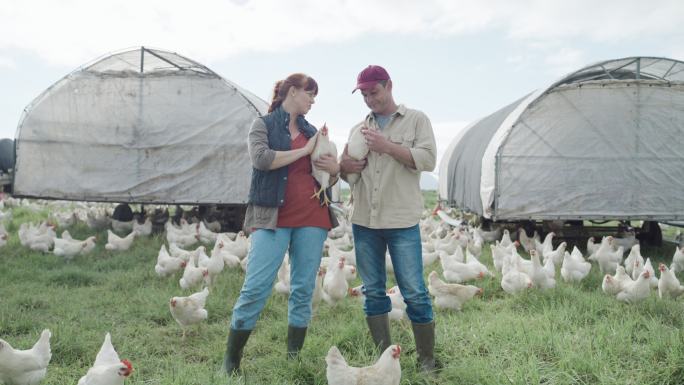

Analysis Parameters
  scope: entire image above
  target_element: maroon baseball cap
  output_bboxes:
[352,65,390,93]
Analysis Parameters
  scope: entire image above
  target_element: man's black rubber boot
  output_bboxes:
[287,325,308,359]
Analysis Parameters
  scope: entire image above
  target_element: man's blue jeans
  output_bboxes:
[230,226,327,330]
[352,223,434,324]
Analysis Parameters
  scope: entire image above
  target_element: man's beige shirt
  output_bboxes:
[344,104,436,229]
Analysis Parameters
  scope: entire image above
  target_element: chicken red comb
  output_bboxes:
[122,359,133,372]
[391,345,402,359]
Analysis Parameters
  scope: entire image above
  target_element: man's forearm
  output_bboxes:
[387,142,416,169]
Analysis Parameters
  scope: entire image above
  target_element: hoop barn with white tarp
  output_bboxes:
[439,57,684,221]
[14,47,268,204]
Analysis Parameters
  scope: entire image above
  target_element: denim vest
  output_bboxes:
[248,106,318,207]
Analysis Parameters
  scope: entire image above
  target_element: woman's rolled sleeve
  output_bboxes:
[248,118,276,170]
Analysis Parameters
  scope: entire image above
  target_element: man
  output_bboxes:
[339,65,437,372]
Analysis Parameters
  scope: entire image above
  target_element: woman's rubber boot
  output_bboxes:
[223,328,252,375]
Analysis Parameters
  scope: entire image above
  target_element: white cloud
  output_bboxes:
[505,0,684,42]
[0,55,15,69]
[543,47,586,78]
[1,0,683,67]
[666,49,684,63]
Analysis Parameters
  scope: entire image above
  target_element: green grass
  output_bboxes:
[1,199,684,384]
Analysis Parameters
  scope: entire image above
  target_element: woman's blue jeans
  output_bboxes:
[230,226,327,330]
[352,223,434,324]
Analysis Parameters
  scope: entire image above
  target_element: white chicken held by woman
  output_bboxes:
[310,124,338,206]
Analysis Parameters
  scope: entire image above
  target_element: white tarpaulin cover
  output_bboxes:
[14,47,268,204]
[440,57,684,220]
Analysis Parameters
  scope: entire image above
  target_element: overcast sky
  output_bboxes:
[1,0,683,170]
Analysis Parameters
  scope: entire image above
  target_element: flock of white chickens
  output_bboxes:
[2,197,684,385]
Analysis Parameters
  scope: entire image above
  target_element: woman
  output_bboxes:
[224,73,340,375]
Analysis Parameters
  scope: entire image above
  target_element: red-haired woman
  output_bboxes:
[224,73,340,375]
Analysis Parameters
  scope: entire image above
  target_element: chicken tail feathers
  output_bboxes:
[325,346,348,367]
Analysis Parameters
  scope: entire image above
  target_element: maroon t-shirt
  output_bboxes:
[276,134,332,229]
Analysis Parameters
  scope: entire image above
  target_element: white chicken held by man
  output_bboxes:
[0,329,52,385]
[326,344,401,385]
[344,118,375,187]
[78,333,133,385]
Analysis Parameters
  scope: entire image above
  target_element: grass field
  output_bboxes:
[1,196,684,385]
